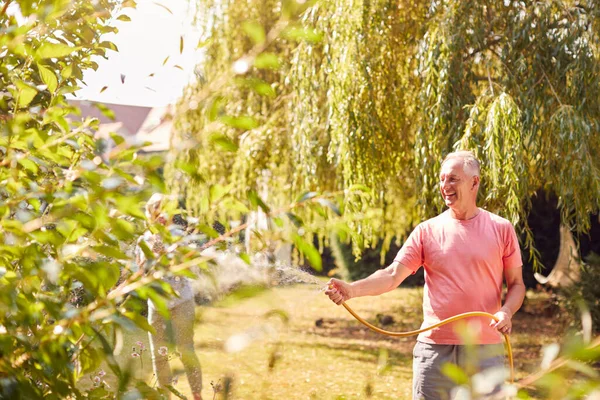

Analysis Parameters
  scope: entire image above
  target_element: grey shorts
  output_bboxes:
[412,341,505,400]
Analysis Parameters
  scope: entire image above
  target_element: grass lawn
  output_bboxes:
[97,281,568,399]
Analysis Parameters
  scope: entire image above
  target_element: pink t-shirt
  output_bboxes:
[394,209,522,344]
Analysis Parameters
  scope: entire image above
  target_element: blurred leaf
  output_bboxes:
[197,224,220,239]
[180,35,184,54]
[36,42,79,59]
[441,363,469,385]
[242,21,265,44]
[564,360,599,378]
[217,284,267,306]
[15,80,37,107]
[283,26,323,43]
[246,79,275,97]
[117,14,131,21]
[61,64,73,79]
[197,38,212,49]
[293,234,322,271]
[93,103,115,120]
[208,133,238,152]
[264,309,289,323]
[92,245,128,260]
[247,190,270,213]
[254,53,280,69]
[153,2,173,14]
[210,184,230,203]
[37,64,58,92]
[377,348,391,375]
[18,158,39,174]
[296,191,318,203]
[219,115,259,130]
[316,198,342,216]
[286,212,303,227]
[239,252,251,265]
[124,312,156,334]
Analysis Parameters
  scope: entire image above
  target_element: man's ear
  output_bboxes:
[472,176,480,190]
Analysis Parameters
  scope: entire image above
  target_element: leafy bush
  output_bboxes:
[561,253,600,334]
[0,1,189,398]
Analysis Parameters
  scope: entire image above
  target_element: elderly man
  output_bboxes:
[325,150,526,399]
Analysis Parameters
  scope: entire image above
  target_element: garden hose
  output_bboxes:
[335,298,514,383]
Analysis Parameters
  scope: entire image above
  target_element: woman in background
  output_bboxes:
[136,193,203,400]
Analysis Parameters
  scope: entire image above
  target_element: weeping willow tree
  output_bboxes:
[166,0,600,263]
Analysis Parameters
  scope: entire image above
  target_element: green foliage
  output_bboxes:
[561,253,600,334]
[169,0,600,266]
[0,1,194,398]
[2,0,600,398]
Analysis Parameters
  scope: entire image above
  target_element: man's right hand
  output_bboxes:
[325,278,353,305]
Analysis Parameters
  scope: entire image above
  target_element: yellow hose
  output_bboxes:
[338,301,514,383]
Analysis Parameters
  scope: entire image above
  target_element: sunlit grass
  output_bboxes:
[91,283,566,399]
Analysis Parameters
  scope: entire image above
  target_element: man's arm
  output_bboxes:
[325,262,413,305]
[491,266,526,334]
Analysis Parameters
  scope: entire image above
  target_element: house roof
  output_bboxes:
[69,100,173,152]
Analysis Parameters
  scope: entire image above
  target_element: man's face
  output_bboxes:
[439,158,478,209]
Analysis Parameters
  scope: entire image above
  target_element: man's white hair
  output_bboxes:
[442,150,481,177]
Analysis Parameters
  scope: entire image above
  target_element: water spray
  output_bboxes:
[327,285,515,383]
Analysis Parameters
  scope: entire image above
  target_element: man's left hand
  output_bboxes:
[490,307,513,335]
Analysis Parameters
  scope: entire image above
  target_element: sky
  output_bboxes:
[74,0,204,107]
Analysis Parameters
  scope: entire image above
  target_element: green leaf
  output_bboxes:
[117,14,131,21]
[293,234,322,271]
[286,212,303,227]
[94,103,116,120]
[217,284,267,306]
[18,157,39,174]
[219,115,259,130]
[36,42,78,59]
[208,133,238,152]
[441,363,469,385]
[242,21,265,44]
[283,26,323,43]
[317,198,342,216]
[247,190,270,213]
[60,64,73,79]
[197,224,219,239]
[15,80,37,107]
[254,53,280,69]
[247,79,275,97]
[124,311,156,334]
[37,64,58,92]
[210,184,230,203]
[92,245,128,260]
[196,38,212,49]
[239,253,251,265]
[296,191,318,203]
[99,41,118,51]
[180,35,184,54]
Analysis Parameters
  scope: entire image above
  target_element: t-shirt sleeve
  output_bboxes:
[503,223,523,270]
[393,224,424,273]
